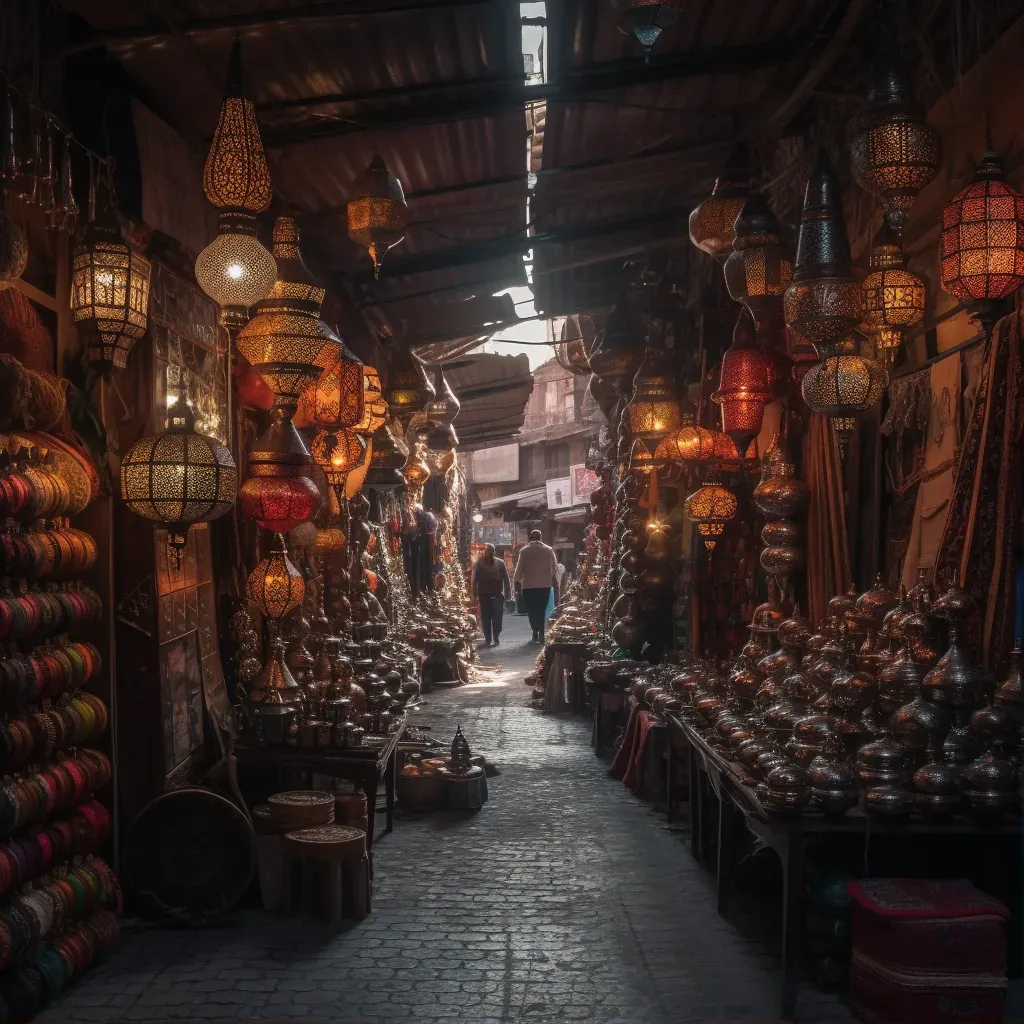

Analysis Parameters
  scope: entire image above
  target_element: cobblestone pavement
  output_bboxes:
[43,612,853,1023]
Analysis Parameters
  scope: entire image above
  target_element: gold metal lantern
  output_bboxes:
[120,397,238,561]
[246,533,305,623]
[347,155,407,278]
[72,210,152,375]
[310,428,368,495]
[384,346,434,427]
[801,354,885,456]
[684,470,737,557]
[626,348,679,455]
[354,364,388,436]
[860,226,925,363]
[235,217,340,413]
[294,344,365,431]
[688,145,750,261]
[195,37,276,326]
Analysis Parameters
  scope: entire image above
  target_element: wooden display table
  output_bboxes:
[236,722,406,855]
[664,712,1021,1021]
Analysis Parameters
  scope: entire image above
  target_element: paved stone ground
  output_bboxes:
[42,612,856,1023]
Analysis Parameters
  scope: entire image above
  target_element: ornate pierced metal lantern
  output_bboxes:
[723,190,792,336]
[347,155,407,278]
[684,470,737,556]
[860,225,926,363]
[71,210,152,375]
[626,348,679,456]
[354,364,388,436]
[195,37,276,327]
[712,311,773,456]
[294,343,364,432]
[120,397,237,560]
[236,216,340,412]
[238,472,320,534]
[310,428,368,495]
[246,533,305,623]
[384,346,433,427]
[689,145,750,261]
[941,150,1024,331]
[784,149,861,358]
[801,354,885,455]
[851,36,940,233]
[609,0,685,61]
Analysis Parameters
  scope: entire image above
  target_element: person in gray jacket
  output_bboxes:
[512,530,558,643]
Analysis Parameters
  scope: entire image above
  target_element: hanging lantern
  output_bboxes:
[364,421,409,490]
[609,0,684,62]
[71,209,151,375]
[195,38,276,327]
[626,348,679,455]
[860,225,926,363]
[688,145,750,261]
[588,295,644,393]
[940,150,1024,332]
[347,154,407,278]
[654,417,736,467]
[422,364,460,450]
[236,216,340,412]
[354,364,388,435]
[684,470,737,556]
[723,190,792,337]
[384,346,433,426]
[404,443,432,488]
[310,428,368,495]
[246,534,305,623]
[801,354,885,455]
[554,314,594,375]
[712,311,773,456]
[120,397,237,561]
[0,210,28,290]
[238,472,320,533]
[294,343,364,431]
[784,149,861,358]
[851,34,940,234]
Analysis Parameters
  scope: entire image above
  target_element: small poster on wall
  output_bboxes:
[570,464,599,505]
[546,477,572,509]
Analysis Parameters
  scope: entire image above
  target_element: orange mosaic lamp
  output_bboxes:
[246,533,305,622]
[860,225,925,363]
[684,469,737,557]
[712,311,773,456]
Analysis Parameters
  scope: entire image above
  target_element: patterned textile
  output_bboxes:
[848,878,1010,920]
[934,312,1024,672]
[802,413,850,625]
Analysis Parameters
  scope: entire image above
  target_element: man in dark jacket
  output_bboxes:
[472,544,511,646]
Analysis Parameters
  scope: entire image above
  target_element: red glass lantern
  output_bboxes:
[941,150,1024,328]
[712,312,773,456]
[239,473,321,533]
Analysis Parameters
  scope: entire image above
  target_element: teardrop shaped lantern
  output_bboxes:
[71,207,152,375]
[236,216,340,413]
[712,311,774,456]
[384,345,433,427]
[347,154,407,278]
[120,397,237,561]
[801,354,885,456]
[246,533,305,623]
[626,348,679,457]
[609,0,685,62]
[684,469,737,556]
[422,364,460,451]
[364,421,409,490]
[688,145,751,261]
[941,150,1024,332]
[784,149,861,358]
[195,37,276,327]
[851,33,940,233]
[723,190,792,337]
[860,224,926,363]
[310,427,368,497]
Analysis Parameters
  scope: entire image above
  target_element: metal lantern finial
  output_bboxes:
[347,154,407,278]
[196,36,276,326]
[784,148,861,359]
[851,31,940,234]
[120,396,238,561]
[71,207,151,375]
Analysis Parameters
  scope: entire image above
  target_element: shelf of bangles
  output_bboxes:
[0,436,120,1020]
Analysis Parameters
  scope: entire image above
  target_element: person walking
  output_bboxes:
[513,530,559,643]
[472,544,511,646]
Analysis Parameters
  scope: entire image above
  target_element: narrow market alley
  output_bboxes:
[42,613,849,1024]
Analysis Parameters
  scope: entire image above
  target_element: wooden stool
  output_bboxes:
[283,825,370,924]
